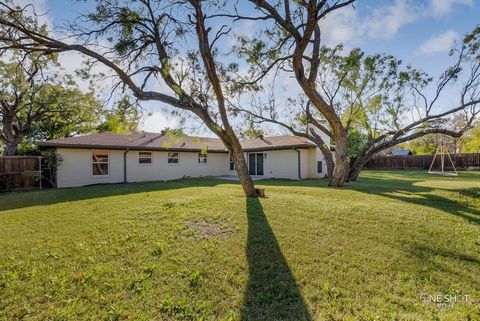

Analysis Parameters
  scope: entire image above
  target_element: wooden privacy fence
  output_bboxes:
[364,153,480,170]
[0,156,42,191]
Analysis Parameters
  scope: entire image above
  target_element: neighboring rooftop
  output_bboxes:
[39,132,317,152]
[391,149,413,156]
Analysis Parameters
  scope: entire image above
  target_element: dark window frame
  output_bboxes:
[198,152,207,164]
[139,151,152,164]
[167,152,180,164]
[92,151,109,176]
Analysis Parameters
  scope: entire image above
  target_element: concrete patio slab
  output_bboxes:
[216,176,265,181]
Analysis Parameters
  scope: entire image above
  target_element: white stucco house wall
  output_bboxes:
[39,130,331,188]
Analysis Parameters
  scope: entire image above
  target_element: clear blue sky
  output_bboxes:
[19,0,480,134]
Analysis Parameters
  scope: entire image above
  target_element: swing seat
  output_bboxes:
[428,171,458,177]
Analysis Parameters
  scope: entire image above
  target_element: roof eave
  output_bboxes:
[243,144,316,152]
[39,143,228,153]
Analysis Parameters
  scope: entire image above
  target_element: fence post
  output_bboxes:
[39,157,42,190]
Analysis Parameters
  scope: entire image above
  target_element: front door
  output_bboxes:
[248,153,264,176]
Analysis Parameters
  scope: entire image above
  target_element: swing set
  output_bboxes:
[428,140,458,176]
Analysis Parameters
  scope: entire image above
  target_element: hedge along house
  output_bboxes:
[39,129,330,188]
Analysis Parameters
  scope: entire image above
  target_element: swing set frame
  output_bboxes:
[428,140,458,176]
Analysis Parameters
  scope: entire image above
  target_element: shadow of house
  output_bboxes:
[241,198,311,321]
[0,178,236,212]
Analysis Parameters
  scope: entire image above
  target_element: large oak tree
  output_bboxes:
[0,48,101,155]
[0,0,260,196]
[232,1,479,185]
[233,0,358,186]
[237,36,480,182]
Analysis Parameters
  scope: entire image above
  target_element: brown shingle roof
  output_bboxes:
[39,132,316,152]
[240,135,315,151]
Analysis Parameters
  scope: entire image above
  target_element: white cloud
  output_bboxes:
[362,0,420,39]
[320,5,358,45]
[320,0,421,46]
[141,111,179,133]
[419,30,459,55]
[320,0,472,47]
[429,0,474,17]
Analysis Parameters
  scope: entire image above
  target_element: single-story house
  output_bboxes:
[39,129,330,188]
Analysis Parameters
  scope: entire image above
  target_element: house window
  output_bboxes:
[317,161,323,174]
[139,151,152,164]
[229,156,235,171]
[92,151,109,175]
[168,152,179,164]
[198,152,207,164]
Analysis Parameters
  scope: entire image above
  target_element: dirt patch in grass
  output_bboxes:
[183,219,234,239]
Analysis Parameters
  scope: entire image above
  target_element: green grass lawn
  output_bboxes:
[1,171,479,321]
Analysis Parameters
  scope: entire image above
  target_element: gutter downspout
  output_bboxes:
[293,148,301,180]
[123,149,129,183]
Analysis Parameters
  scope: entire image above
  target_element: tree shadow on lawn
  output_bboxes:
[0,178,235,212]
[407,243,480,288]
[257,173,480,225]
[345,175,480,225]
[340,174,480,288]
[241,198,311,321]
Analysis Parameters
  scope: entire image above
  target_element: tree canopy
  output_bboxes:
[97,96,141,134]
[0,47,101,155]
[0,0,264,196]
[233,10,480,182]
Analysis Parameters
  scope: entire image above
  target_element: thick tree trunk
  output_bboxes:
[190,3,257,198]
[347,155,372,182]
[230,142,258,198]
[324,153,334,181]
[2,132,23,156]
[1,115,22,156]
[347,159,364,182]
[330,160,349,186]
[348,166,362,182]
[329,138,350,187]
[307,132,335,181]
[3,141,19,156]
[291,56,350,186]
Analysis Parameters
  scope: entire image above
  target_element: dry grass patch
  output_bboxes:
[183,219,234,239]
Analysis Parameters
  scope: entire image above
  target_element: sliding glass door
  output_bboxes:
[248,153,264,176]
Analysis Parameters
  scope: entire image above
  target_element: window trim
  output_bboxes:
[92,150,110,177]
[198,152,207,164]
[229,156,235,171]
[167,152,180,165]
[138,151,153,165]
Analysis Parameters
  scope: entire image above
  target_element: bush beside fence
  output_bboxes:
[364,153,480,170]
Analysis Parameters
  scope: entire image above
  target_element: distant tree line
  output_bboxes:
[0,47,143,156]
[399,119,480,155]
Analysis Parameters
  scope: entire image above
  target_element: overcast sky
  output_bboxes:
[14,0,480,135]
